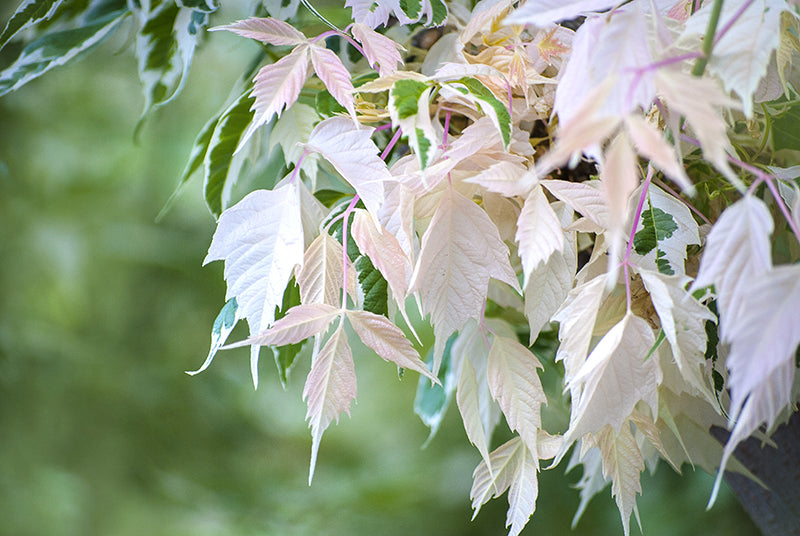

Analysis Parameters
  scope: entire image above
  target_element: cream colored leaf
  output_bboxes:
[552,276,606,381]
[487,336,547,462]
[296,233,356,307]
[458,357,494,473]
[541,179,608,229]
[625,115,693,194]
[350,209,410,301]
[594,423,645,536]
[237,303,341,347]
[564,313,661,445]
[516,184,565,286]
[410,187,518,374]
[640,270,715,403]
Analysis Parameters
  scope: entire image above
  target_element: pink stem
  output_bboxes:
[381,128,402,160]
[441,110,452,152]
[289,149,309,184]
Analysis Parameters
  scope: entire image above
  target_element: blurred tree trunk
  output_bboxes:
[718,411,800,536]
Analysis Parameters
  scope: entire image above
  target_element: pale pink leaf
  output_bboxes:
[564,313,661,447]
[691,196,773,338]
[240,45,310,149]
[625,115,693,194]
[345,0,394,28]
[296,233,356,307]
[303,323,356,484]
[504,439,539,536]
[351,23,404,77]
[305,116,391,215]
[350,209,410,300]
[310,45,356,121]
[214,17,307,46]
[516,184,565,286]
[410,187,519,374]
[487,336,547,462]
[233,303,340,348]
[463,161,533,198]
[471,436,523,517]
[347,309,437,382]
[205,185,305,334]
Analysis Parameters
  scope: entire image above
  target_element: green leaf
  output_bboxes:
[157,112,219,221]
[391,79,428,119]
[399,0,422,21]
[356,254,388,317]
[0,1,128,98]
[187,297,240,376]
[633,200,678,275]
[430,0,447,26]
[273,278,304,387]
[313,189,348,208]
[177,0,218,12]
[644,329,666,362]
[455,77,511,149]
[133,0,211,116]
[204,89,256,218]
[414,334,457,445]
[772,104,800,153]
[0,0,66,51]
[415,127,432,166]
[315,88,346,118]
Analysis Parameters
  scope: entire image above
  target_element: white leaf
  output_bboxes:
[351,23,404,77]
[240,45,310,149]
[464,161,533,198]
[487,336,547,461]
[471,436,523,516]
[305,116,391,215]
[683,0,784,117]
[552,276,606,381]
[524,202,577,343]
[504,439,539,536]
[564,313,661,445]
[507,0,623,26]
[600,131,639,268]
[410,187,519,374]
[296,233,356,307]
[310,45,357,121]
[639,270,715,403]
[458,357,494,474]
[205,185,305,334]
[541,179,608,229]
[516,184,565,286]
[345,0,394,28]
[655,69,740,185]
[691,195,773,338]
[347,309,438,382]
[303,323,356,484]
[214,17,307,46]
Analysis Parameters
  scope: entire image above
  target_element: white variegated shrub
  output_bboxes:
[4,0,800,534]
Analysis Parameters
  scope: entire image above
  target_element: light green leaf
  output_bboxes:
[454,77,511,149]
[133,0,212,116]
[204,89,256,218]
[157,112,219,221]
[0,0,65,51]
[186,297,240,376]
[389,79,437,169]
[414,334,457,445]
[0,1,128,97]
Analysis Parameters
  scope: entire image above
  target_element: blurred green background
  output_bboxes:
[0,3,759,535]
